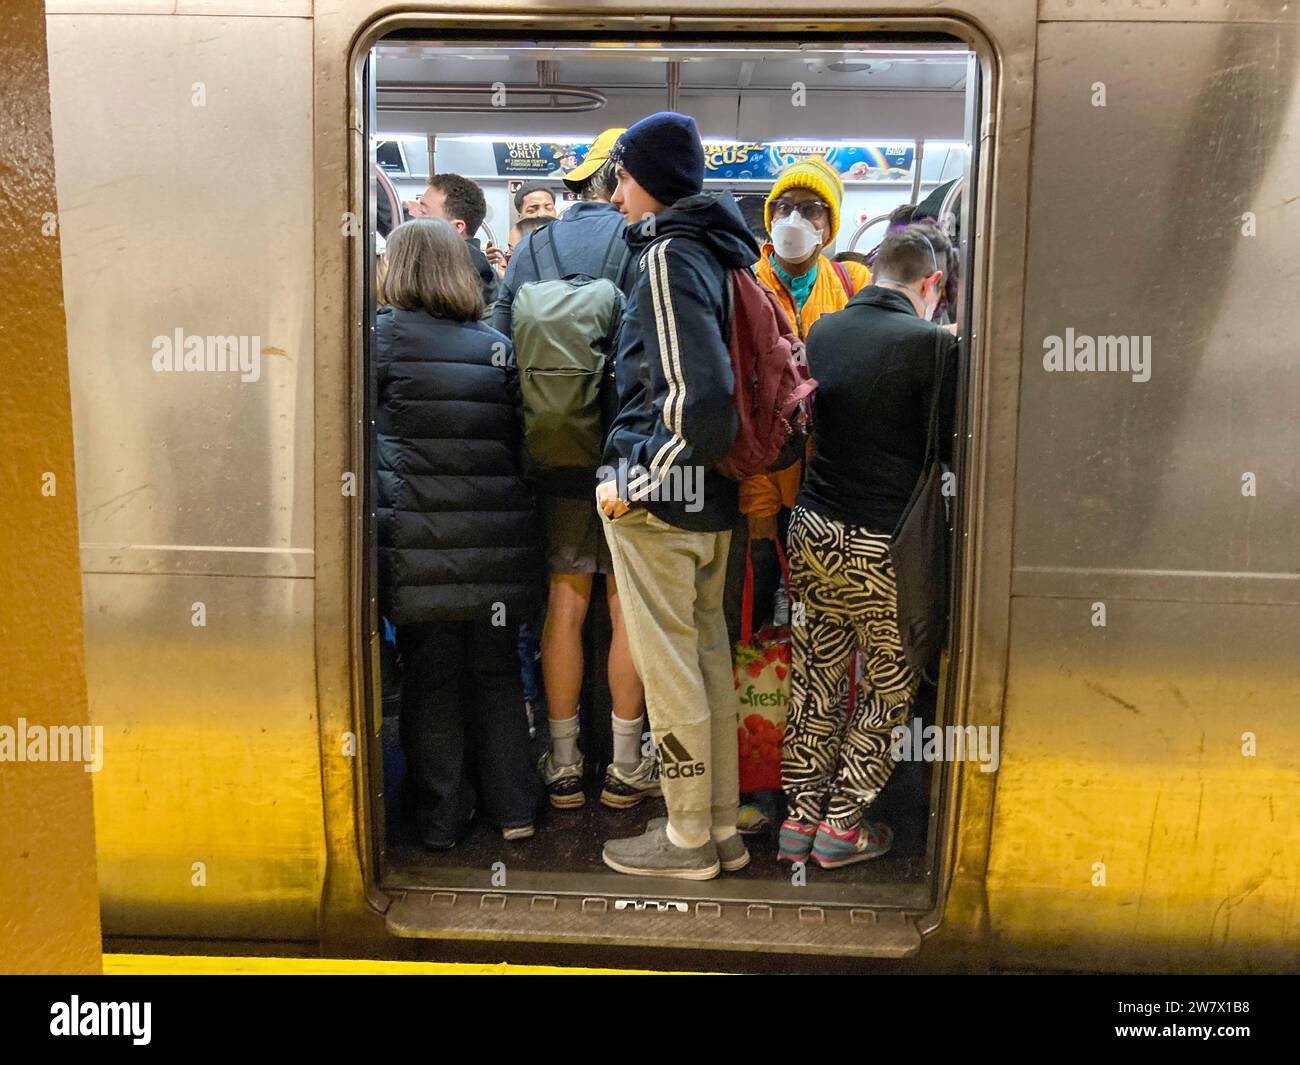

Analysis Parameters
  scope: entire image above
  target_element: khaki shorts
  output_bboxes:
[541,494,613,576]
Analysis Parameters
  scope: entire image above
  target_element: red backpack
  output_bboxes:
[717,269,818,481]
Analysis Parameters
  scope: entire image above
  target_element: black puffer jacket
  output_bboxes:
[376,305,541,623]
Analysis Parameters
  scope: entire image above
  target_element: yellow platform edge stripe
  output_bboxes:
[104,953,694,976]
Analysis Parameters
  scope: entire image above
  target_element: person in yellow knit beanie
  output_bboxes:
[739,156,870,560]
[724,157,874,833]
[756,155,870,333]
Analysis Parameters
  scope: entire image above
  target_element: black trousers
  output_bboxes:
[397,619,541,842]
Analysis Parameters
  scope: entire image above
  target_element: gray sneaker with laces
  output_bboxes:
[539,750,585,809]
[602,823,720,880]
[600,754,662,809]
[646,817,749,872]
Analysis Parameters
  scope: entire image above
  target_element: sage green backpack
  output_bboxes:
[510,228,629,470]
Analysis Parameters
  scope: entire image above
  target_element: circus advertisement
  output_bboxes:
[701,141,914,180]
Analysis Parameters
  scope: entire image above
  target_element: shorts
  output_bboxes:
[541,494,613,576]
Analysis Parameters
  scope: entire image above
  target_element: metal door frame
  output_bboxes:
[310,1,1038,959]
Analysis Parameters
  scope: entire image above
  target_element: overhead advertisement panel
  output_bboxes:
[702,141,914,181]
[435,136,915,181]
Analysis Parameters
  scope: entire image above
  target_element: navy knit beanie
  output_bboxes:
[612,112,705,207]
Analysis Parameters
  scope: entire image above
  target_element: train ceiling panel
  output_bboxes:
[374,49,970,96]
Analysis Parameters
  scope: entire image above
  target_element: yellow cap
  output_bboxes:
[563,128,627,189]
[765,156,844,241]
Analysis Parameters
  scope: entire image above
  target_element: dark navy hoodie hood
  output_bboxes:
[624,190,760,270]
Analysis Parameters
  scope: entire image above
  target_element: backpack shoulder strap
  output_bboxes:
[829,257,853,300]
[526,221,565,281]
[722,266,741,343]
[526,225,545,280]
[545,222,565,279]
[596,225,630,286]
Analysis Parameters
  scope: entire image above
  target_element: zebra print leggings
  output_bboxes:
[782,505,920,830]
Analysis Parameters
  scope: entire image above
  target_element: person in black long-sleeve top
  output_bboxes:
[779,222,959,871]
[376,218,542,849]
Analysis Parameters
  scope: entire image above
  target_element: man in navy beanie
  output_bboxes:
[607,111,706,208]
[595,112,760,879]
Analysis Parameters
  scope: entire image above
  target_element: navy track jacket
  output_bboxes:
[602,191,760,532]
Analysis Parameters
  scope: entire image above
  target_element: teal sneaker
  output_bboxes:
[777,818,817,864]
[811,819,894,869]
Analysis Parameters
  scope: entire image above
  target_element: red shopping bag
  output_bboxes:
[734,539,792,792]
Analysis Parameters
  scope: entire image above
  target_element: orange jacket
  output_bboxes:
[740,247,870,519]
[753,246,871,340]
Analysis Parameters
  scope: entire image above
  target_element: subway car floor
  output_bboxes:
[382,713,934,908]
[380,595,936,908]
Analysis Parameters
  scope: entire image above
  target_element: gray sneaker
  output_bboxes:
[539,750,585,809]
[647,817,749,872]
[602,823,721,880]
[600,754,662,809]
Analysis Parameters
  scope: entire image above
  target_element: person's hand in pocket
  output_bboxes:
[597,478,629,519]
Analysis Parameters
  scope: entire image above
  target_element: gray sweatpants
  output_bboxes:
[600,507,738,844]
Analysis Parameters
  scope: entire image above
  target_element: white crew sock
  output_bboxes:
[666,821,710,850]
[611,713,644,771]
[549,714,580,767]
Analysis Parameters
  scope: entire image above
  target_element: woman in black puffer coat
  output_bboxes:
[377,218,542,849]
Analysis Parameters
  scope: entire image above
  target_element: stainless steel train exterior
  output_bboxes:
[45,0,1299,972]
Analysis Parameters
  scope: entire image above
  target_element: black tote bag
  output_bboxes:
[890,337,950,684]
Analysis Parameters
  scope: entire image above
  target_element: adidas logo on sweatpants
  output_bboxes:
[657,732,706,780]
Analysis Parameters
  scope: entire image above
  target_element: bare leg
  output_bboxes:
[605,574,645,723]
[541,573,593,723]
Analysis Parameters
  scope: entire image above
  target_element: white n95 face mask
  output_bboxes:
[771,211,822,263]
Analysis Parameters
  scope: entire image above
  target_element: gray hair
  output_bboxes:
[576,159,619,202]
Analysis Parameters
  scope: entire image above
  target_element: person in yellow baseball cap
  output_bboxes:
[562,127,627,192]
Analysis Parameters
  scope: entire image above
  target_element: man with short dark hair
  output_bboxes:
[513,182,557,219]
[404,173,498,305]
